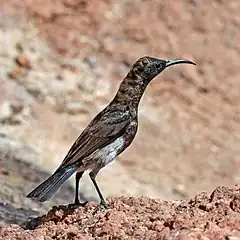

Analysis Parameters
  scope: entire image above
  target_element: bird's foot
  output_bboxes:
[97,201,110,210]
[68,201,88,209]
[92,202,109,214]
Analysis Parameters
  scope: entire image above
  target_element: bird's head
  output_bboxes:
[129,56,196,85]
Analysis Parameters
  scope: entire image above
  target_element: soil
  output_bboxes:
[1,185,240,239]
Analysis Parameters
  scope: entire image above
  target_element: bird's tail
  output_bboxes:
[26,165,77,202]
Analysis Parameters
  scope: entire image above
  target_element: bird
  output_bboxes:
[26,56,196,209]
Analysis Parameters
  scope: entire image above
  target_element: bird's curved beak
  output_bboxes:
[165,59,196,68]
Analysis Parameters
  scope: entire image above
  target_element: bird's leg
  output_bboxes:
[68,171,88,208]
[89,171,109,209]
[75,171,88,206]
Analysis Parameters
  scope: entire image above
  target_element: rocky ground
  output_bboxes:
[1,185,240,239]
[0,0,240,239]
[0,0,239,201]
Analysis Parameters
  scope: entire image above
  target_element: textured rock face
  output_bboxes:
[0,0,239,202]
[0,134,79,228]
[1,185,240,240]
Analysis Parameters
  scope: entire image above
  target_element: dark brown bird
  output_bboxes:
[26,56,195,208]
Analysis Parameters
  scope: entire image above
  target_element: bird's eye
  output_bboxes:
[156,62,161,68]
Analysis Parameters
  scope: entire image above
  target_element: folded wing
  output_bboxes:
[59,105,131,167]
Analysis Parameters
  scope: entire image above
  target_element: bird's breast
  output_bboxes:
[83,136,125,168]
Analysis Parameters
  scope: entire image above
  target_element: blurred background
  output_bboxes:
[0,0,239,221]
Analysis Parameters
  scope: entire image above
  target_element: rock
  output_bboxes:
[0,4,240,239]
[8,67,27,80]
[15,55,32,69]
[66,101,89,115]
[0,101,12,123]
[0,134,40,164]
[1,185,240,239]
[0,202,39,228]
[0,102,26,125]
[10,102,24,114]
[0,133,86,227]
[61,63,79,74]
[83,56,99,69]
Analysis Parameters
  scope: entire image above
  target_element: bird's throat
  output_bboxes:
[111,76,146,109]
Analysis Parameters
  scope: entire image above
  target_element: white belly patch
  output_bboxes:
[94,136,125,165]
[80,136,125,170]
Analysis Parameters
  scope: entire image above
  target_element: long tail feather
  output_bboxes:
[26,166,77,202]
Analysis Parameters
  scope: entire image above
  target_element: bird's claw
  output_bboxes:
[92,202,110,214]
[68,201,88,209]
[98,201,110,210]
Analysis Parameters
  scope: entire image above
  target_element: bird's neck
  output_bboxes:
[111,75,146,110]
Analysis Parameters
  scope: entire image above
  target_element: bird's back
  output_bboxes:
[59,104,134,169]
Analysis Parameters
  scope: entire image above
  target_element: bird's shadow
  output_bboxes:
[23,204,80,230]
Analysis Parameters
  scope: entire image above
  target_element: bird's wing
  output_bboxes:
[59,106,131,167]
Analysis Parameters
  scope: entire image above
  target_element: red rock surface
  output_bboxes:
[1,185,240,240]
[0,0,239,201]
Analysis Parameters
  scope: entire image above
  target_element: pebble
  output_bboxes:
[0,101,12,122]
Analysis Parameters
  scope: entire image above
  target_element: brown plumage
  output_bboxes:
[26,56,195,208]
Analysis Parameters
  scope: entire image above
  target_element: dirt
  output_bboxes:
[1,185,240,239]
[0,0,239,229]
